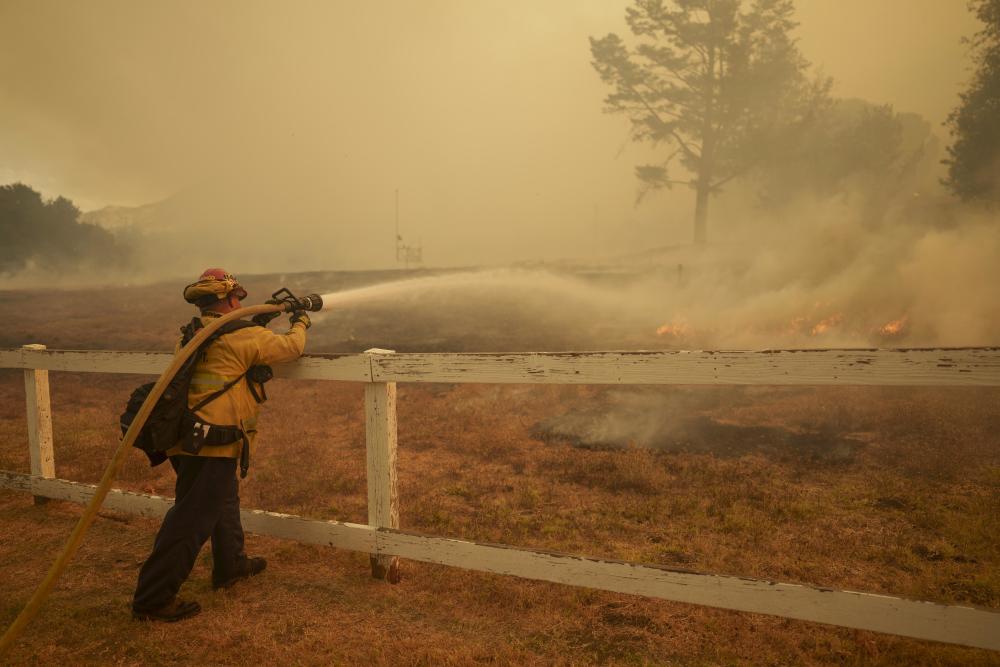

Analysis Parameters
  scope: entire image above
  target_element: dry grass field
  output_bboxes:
[1,273,998,665]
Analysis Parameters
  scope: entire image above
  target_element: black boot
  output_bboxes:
[133,597,201,622]
[213,556,267,590]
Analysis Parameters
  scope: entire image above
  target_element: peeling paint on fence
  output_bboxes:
[3,347,999,385]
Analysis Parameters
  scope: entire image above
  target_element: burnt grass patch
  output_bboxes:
[534,413,861,463]
[532,387,863,464]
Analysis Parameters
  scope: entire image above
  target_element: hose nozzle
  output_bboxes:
[297,293,323,312]
[268,288,324,313]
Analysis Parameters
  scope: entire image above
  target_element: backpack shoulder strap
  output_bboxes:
[190,372,248,411]
[215,319,261,335]
[179,317,203,348]
[180,318,260,349]
[187,319,264,412]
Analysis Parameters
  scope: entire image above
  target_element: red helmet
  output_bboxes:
[183,268,248,307]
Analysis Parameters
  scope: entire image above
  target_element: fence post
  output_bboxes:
[364,348,400,583]
[22,344,55,505]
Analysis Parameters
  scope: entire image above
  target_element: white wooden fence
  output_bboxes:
[1,344,999,651]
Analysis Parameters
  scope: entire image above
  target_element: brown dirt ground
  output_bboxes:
[1,276,999,665]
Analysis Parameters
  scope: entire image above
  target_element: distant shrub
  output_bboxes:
[0,182,125,275]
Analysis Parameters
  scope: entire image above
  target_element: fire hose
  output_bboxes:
[0,291,323,657]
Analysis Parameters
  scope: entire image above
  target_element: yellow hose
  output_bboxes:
[0,302,287,657]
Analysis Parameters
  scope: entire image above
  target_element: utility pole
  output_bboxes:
[394,188,401,264]
[394,188,422,270]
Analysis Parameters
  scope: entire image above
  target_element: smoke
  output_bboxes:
[0,1,656,273]
[897,221,1000,346]
[0,2,983,271]
[0,2,995,348]
[649,208,1000,348]
[302,201,999,351]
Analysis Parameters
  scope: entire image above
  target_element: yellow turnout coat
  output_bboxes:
[166,312,307,460]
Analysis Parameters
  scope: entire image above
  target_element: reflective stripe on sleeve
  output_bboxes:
[189,372,233,390]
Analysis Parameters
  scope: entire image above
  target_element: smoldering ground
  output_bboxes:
[532,386,862,464]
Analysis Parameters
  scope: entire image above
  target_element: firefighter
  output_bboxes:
[132,269,310,622]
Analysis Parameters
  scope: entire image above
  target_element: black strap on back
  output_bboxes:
[190,372,248,412]
[182,317,259,349]
[248,381,266,403]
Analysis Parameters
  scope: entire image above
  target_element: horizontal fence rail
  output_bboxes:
[1,469,997,651]
[2,345,999,652]
[2,346,1000,385]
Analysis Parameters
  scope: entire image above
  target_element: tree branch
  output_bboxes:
[670,129,701,162]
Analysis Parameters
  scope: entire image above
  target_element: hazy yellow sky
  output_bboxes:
[0,1,981,268]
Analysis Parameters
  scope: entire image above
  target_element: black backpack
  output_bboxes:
[120,318,270,472]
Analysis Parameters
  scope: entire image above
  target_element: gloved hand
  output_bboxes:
[251,311,281,327]
[251,299,285,327]
[290,310,311,329]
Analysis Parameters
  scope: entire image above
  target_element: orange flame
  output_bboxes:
[809,314,843,336]
[786,312,843,337]
[656,321,691,338]
[879,315,908,337]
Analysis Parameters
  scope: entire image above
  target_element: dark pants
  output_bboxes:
[133,456,245,611]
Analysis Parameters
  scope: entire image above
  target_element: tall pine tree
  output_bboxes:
[591,0,826,244]
[944,0,1000,205]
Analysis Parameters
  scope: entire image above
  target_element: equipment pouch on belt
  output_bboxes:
[179,412,247,455]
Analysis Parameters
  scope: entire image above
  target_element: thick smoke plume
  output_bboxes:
[303,201,998,351]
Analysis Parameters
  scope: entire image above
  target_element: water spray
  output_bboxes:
[0,291,321,657]
[312,269,562,313]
